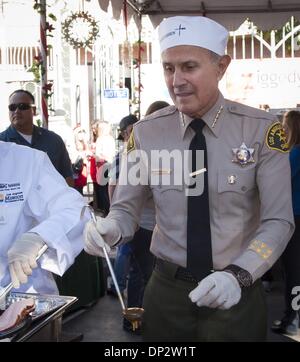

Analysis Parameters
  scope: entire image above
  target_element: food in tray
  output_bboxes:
[0,298,35,332]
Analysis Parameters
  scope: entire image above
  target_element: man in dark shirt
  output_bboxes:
[0,89,74,186]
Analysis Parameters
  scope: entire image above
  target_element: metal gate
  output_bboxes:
[227,16,300,59]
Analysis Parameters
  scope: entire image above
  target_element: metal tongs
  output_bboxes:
[82,205,144,331]
[0,244,48,309]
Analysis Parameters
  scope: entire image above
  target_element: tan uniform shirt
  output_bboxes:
[109,93,294,281]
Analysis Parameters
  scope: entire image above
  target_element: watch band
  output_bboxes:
[223,264,253,288]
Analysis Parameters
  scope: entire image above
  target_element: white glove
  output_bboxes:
[189,271,241,310]
[84,217,121,257]
[7,233,45,288]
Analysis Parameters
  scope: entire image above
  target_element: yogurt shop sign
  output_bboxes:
[223,58,300,108]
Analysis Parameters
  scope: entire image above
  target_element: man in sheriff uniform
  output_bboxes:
[84,16,294,341]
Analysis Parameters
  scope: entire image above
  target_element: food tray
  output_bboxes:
[0,292,77,341]
[6,292,69,321]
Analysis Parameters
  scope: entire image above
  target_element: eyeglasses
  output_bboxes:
[8,103,34,112]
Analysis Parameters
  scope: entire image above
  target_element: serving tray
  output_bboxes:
[0,292,77,341]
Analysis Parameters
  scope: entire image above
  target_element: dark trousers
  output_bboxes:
[282,216,300,314]
[142,259,267,342]
[93,182,110,215]
[127,227,155,308]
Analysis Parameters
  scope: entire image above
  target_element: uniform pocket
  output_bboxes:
[150,185,183,210]
[217,168,257,231]
[218,168,256,194]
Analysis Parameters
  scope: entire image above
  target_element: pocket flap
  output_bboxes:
[218,168,256,194]
[150,184,183,193]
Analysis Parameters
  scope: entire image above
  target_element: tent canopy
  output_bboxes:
[99,0,300,30]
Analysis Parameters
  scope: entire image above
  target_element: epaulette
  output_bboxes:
[136,105,177,125]
[227,100,275,121]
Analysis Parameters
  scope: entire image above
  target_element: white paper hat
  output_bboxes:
[158,16,229,56]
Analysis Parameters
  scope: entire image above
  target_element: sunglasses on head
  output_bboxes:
[8,103,34,112]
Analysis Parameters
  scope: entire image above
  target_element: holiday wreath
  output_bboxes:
[62,11,99,49]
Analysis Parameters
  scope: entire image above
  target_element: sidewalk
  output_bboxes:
[62,292,142,342]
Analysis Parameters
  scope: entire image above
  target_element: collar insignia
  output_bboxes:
[126,130,136,154]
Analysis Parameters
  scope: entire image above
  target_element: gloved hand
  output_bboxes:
[189,271,241,310]
[7,233,45,288]
[84,217,121,257]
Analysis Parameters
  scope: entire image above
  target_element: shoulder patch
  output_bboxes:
[126,129,135,154]
[265,122,289,153]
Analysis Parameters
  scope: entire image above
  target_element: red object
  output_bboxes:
[89,156,107,184]
[75,164,87,188]
[89,156,97,183]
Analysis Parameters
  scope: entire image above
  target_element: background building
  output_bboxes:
[1,0,300,139]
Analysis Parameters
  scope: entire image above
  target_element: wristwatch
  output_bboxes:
[223,264,253,288]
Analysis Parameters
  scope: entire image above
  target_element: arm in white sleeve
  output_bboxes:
[25,153,88,276]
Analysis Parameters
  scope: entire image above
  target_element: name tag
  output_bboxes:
[151,169,172,175]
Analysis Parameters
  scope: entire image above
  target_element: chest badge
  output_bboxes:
[232,142,255,166]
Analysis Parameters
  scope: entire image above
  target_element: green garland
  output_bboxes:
[62,11,99,49]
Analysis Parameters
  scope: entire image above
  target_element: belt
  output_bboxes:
[155,259,198,283]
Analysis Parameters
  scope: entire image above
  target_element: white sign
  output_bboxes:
[222,58,300,109]
[102,88,130,124]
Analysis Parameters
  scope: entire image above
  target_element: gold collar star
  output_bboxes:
[232,142,255,166]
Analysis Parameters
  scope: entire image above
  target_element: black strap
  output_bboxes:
[186,119,213,281]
